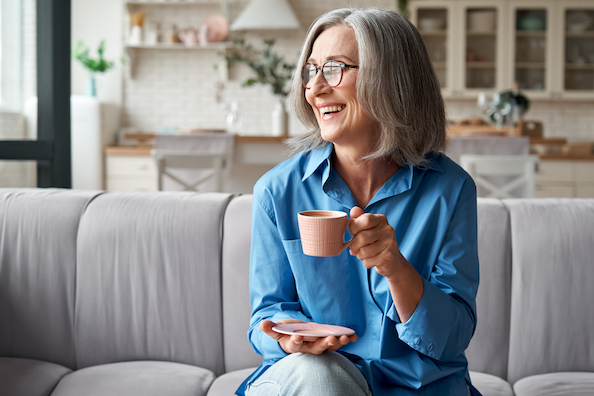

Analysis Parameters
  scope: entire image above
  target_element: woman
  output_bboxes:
[237,7,480,396]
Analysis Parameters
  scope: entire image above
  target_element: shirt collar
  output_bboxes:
[302,145,445,181]
[302,144,333,182]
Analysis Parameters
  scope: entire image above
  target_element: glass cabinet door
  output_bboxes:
[412,6,450,90]
[562,6,594,95]
[513,7,548,92]
[464,7,499,90]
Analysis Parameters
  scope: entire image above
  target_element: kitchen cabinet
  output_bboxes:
[410,0,594,101]
[122,0,233,79]
[105,147,158,192]
[535,159,594,198]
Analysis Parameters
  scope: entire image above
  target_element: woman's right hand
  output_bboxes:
[260,319,357,355]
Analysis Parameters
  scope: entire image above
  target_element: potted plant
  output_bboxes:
[397,0,409,17]
[222,37,295,136]
[71,40,115,97]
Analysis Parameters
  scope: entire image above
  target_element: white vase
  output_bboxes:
[271,96,288,137]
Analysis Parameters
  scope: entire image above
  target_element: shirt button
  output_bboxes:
[428,343,434,351]
[414,337,421,345]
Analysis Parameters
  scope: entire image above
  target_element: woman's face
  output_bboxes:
[305,25,379,150]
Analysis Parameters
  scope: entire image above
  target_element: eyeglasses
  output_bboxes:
[301,60,359,89]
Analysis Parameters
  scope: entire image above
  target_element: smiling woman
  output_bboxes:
[239,7,481,396]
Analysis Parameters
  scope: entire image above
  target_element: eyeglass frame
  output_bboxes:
[301,60,360,89]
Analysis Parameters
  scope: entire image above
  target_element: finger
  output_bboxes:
[285,334,304,353]
[349,213,384,236]
[350,206,365,219]
[307,336,337,355]
[259,320,280,339]
[350,229,382,258]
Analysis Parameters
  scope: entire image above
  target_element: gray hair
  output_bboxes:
[287,8,446,167]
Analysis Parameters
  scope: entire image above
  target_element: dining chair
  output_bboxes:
[153,150,226,192]
[459,154,540,199]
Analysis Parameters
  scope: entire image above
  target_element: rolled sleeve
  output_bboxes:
[390,187,479,362]
[393,279,453,360]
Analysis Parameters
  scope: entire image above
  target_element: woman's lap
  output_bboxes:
[245,351,371,396]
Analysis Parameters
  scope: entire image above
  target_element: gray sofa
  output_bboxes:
[1,189,593,396]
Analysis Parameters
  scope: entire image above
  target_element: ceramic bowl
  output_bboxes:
[567,11,592,32]
[519,17,545,31]
[419,17,446,31]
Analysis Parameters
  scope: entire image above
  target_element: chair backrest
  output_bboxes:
[460,154,539,199]
[153,150,226,192]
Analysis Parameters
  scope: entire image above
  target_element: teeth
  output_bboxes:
[320,105,345,114]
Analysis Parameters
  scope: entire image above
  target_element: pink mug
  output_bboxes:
[298,210,352,257]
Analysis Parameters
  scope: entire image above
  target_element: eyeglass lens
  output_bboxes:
[302,61,344,88]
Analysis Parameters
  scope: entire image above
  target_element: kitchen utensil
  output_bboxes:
[179,27,200,46]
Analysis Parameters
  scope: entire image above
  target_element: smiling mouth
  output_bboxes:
[320,105,345,115]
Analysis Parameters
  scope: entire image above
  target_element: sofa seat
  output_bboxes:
[206,367,256,396]
[469,371,514,396]
[513,372,594,396]
[51,361,215,396]
[0,357,71,396]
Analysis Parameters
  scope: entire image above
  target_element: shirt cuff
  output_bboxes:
[392,278,452,360]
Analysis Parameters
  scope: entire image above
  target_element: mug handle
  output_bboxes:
[340,219,354,253]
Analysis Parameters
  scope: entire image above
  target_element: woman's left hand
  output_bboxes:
[348,206,406,280]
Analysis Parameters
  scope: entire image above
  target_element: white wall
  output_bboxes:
[71,0,123,107]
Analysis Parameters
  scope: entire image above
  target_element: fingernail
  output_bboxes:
[327,341,335,346]
[294,341,302,345]
[349,248,354,256]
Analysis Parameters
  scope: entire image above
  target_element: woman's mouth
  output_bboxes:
[320,105,345,120]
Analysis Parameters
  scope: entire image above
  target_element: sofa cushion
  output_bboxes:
[51,361,215,396]
[469,371,514,396]
[504,199,594,384]
[221,194,262,373]
[0,189,102,369]
[206,367,258,396]
[513,372,594,396]
[465,198,512,380]
[74,192,233,375]
[0,357,71,396]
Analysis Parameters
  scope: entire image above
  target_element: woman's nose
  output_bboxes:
[308,71,331,96]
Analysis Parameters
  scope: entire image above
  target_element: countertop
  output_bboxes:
[105,135,288,156]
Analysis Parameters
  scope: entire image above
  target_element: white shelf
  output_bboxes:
[125,0,233,5]
[125,42,232,50]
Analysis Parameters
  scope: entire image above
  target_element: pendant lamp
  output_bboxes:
[230,0,301,31]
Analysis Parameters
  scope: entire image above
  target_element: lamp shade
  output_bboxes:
[230,0,301,30]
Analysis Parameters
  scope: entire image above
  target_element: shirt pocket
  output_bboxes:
[280,238,364,333]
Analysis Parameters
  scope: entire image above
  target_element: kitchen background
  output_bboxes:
[1,0,594,190]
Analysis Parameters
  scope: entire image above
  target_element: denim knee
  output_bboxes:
[247,352,371,396]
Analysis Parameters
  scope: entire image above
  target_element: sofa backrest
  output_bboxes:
[505,199,594,384]
[73,191,233,375]
[0,189,101,370]
[221,194,262,373]
[465,198,512,380]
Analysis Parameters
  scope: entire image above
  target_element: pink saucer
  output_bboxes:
[272,323,355,342]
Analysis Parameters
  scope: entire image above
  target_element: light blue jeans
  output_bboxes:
[245,351,372,396]
[244,351,474,396]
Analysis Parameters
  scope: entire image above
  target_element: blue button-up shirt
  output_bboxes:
[236,144,479,395]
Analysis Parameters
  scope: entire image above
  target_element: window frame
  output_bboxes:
[0,0,71,188]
